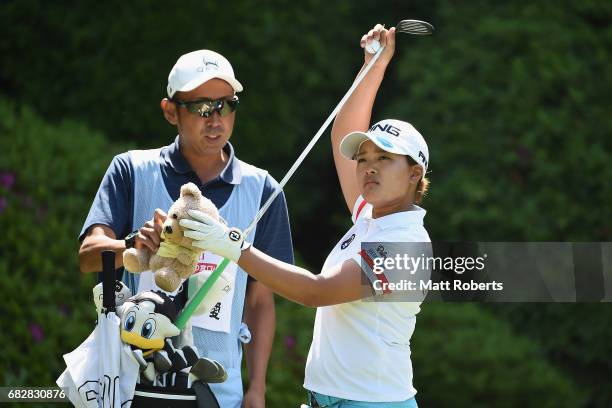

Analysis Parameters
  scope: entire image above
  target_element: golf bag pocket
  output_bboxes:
[132,382,220,408]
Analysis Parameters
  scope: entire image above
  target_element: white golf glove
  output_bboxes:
[179,210,247,263]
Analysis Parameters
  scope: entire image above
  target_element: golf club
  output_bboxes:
[367,20,434,53]
[397,19,435,35]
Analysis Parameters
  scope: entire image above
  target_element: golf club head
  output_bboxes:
[396,19,434,35]
[190,357,228,383]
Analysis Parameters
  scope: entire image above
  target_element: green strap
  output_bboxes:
[175,258,230,330]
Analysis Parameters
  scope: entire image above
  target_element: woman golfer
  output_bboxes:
[181,24,430,407]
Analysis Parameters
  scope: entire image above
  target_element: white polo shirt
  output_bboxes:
[303,196,431,402]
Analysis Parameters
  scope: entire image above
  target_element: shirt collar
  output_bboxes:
[165,136,242,184]
[365,205,426,230]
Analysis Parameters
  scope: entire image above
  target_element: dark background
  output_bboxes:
[1,1,611,406]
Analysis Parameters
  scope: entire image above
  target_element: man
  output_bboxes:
[78,49,294,407]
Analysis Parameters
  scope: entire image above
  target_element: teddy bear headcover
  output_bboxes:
[123,182,221,292]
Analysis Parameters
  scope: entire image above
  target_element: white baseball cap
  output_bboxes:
[340,119,429,175]
[167,50,243,98]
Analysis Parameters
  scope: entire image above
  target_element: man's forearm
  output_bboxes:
[79,235,126,273]
[243,284,275,395]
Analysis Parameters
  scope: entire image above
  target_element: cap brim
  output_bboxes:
[339,131,408,159]
[339,131,370,159]
[171,74,243,97]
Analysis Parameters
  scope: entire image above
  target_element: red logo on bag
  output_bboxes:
[195,262,218,274]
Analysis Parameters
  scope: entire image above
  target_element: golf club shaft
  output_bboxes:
[175,258,229,330]
[243,45,387,237]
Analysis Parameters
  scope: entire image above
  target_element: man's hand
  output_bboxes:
[360,23,396,66]
[242,386,265,408]
[135,208,166,253]
[180,210,245,262]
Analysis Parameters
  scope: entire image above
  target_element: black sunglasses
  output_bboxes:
[172,95,239,118]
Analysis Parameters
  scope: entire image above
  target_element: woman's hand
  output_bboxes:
[179,210,245,262]
[360,24,396,66]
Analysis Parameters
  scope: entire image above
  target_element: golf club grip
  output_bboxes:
[101,250,116,311]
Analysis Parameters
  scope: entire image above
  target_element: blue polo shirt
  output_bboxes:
[80,136,294,269]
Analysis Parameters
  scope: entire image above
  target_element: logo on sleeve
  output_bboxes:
[340,234,356,250]
[366,245,388,265]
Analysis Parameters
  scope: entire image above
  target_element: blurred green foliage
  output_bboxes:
[486,303,612,407]
[1,0,611,407]
[0,99,104,386]
[412,304,585,407]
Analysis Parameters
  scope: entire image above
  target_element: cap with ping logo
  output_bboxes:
[339,119,429,176]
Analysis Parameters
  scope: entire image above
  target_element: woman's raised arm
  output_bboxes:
[331,24,396,212]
